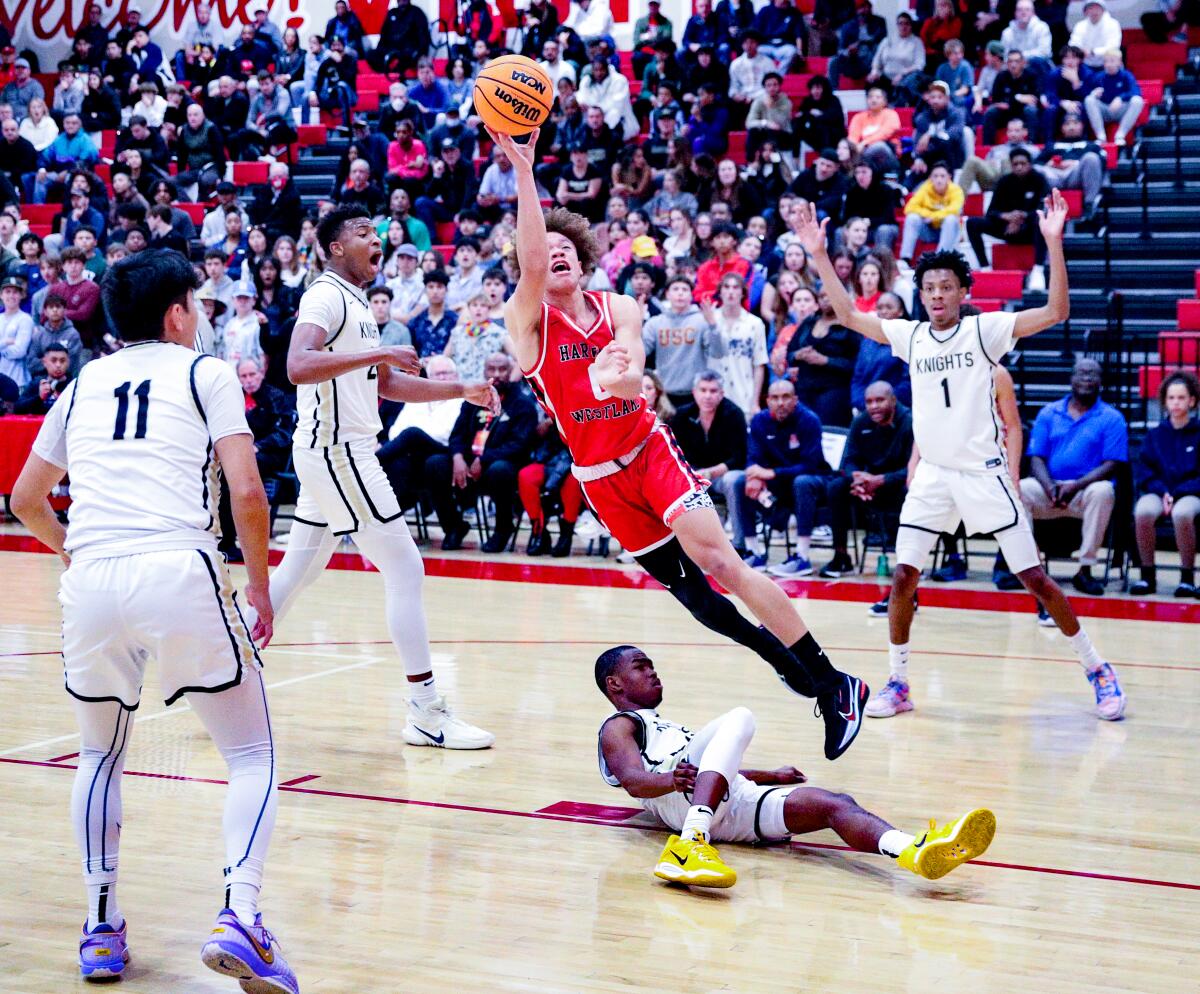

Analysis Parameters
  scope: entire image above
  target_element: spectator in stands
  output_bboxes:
[752,0,803,72]
[386,119,429,198]
[631,0,674,76]
[288,34,327,116]
[220,281,265,368]
[174,1,226,79]
[477,146,519,220]
[1131,371,1200,597]
[556,145,606,222]
[745,72,792,157]
[1041,43,1097,141]
[921,0,963,68]
[382,242,422,323]
[128,82,167,131]
[540,39,577,89]
[729,30,775,110]
[445,291,511,381]
[682,0,721,65]
[115,115,168,177]
[959,117,1037,195]
[576,105,621,175]
[366,285,409,348]
[446,239,485,313]
[846,86,902,174]
[1020,358,1127,595]
[374,0,431,75]
[238,71,291,159]
[127,26,165,90]
[429,351,537,552]
[966,146,1048,287]
[410,268,457,357]
[935,39,975,117]
[28,113,98,204]
[1070,0,1121,68]
[29,254,62,325]
[20,98,57,152]
[251,3,284,56]
[80,70,121,138]
[787,150,843,217]
[223,23,272,81]
[900,162,964,265]
[414,139,477,232]
[829,1,888,90]
[867,13,926,107]
[850,291,910,410]
[407,57,449,132]
[735,378,826,570]
[706,159,764,226]
[0,274,32,386]
[27,292,80,377]
[1083,51,1143,147]
[686,82,731,159]
[644,276,725,408]
[807,0,854,56]
[793,76,846,157]
[578,57,639,142]
[683,44,730,109]
[711,272,767,414]
[16,341,72,413]
[144,204,187,254]
[200,182,246,246]
[3,59,43,122]
[376,352,462,506]
[984,49,1042,141]
[909,81,968,178]
[246,162,301,243]
[785,286,858,426]
[1001,0,1053,76]
[565,0,615,47]
[820,379,913,577]
[1036,110,1104,212]
[335,157,386,216]
[693,221,750,305]
[176,102,226,200]
[78,2,111,54]
[312,35,357,127]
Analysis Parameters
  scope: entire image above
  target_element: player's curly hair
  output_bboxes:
[510,207,601,282]
[913,249,973,290]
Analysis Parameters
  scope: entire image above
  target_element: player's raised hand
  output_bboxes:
[794,200,830,258]
[485,127,540,172]
[380,345,421,375]
[464,381,501,414]
[1037,188,1069,242]
[247,581,274,648]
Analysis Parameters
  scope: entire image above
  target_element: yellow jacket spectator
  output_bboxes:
[900,164,964,263]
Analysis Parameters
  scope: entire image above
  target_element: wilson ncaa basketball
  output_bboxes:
[473,55,553,136]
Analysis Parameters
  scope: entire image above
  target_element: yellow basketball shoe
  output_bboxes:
[654,834,737,888]
[898,808,997,880]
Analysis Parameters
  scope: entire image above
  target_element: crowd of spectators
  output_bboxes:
[0,0,1193,593]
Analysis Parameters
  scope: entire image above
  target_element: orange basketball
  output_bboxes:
[473,55,553,137]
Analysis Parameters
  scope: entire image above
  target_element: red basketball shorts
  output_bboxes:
[578,426,713,556]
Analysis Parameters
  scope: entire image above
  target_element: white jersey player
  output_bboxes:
[11,251,298,991]
[595,646,996,888]
[798,191,1125,721]
[261,204,498,749]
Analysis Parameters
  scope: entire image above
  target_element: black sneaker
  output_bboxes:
[816,673,870,761]
[867,592,918,616]
[481,529,513,554]
[526,527,551,557]
[931,556,966,582]
[440,523,470,551]
[1129,578,1156,596]
[993,565,1022,590]
[819,554,855,579]
[1174,582,1198,598]
[1071,570,1106,596]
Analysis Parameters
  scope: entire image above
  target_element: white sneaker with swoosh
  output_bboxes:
[402,695,495,749]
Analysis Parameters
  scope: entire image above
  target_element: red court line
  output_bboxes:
[2,637,1195,674]
[3,756,1196,893]
[280,774,321,787]
[47,752,78,763]
[3,533,1196,624]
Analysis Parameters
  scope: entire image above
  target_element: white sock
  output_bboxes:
[888,643,910,685]
[878,830,915,858]
[410,676,439,707]
[86,881,122,931]
[226,880,260,927]
[796,536,812,558]
[1067,628,1104,672]
[681,804,715,842]
[748,537,764,555]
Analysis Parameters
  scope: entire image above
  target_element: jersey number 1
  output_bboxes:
[940,377,951,408]
[113,380,151,440]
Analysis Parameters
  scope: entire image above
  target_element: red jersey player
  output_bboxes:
[491,126,869,761]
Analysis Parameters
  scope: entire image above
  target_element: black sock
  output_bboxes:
[1181,568,1194,586]
[789,632,841,697]
[1141,565,1157,583]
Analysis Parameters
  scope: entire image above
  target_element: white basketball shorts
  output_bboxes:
[896,460,1040,573]
[644,776,800,843]
[59,548,261,709]
[292,437,403,536]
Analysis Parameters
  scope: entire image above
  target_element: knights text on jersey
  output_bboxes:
[31,341,250,561]
[882,311,1017,473]
[523,290,657,467]
[293,269,383,449]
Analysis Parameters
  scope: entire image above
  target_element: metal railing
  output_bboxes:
[1163,92,1186,190]
[1086,290,1141,423]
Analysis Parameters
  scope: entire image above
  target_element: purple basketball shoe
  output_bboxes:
[80,919,129,979]
[200,908,299,994]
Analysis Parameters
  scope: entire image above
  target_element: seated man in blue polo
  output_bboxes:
[733,378,831,573]
[1019,358,1128,596]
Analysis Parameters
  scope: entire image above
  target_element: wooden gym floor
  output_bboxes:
[1,540,1197,993]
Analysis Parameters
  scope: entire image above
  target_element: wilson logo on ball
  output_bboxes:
[492,86,542,121]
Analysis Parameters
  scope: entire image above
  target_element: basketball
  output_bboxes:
[472,55,553,136]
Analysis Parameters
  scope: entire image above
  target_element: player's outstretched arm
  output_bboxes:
[491,128,547,356]
[600,718,679,799]
[287,323,421,385]
[10,454,68,564]
[1013,189,1069,339]
[378,368,500,413]
[215,433,274,646]
[794,202,887,343]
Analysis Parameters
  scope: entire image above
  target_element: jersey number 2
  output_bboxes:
[940,377,951,408]
[113,380,151,440]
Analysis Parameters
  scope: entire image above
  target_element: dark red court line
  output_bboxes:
[2,636,1195,674]
[2,755,1196,893]
[2,533,1196,624]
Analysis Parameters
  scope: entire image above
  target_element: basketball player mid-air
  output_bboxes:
[596,645,996,886]
[795,191,1126,721]
[11,251,297,991]
[490,126,868,762]
[252,204,499,749]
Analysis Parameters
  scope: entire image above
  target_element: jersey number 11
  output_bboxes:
[113,380,151,440]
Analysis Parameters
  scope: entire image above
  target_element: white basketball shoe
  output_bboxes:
[402,695,495,749]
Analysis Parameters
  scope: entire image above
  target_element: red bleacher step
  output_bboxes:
[992,243,1035,271]
[972,270,1024,300]
[1158,331,1200,365]
[1178,299,1200,331]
